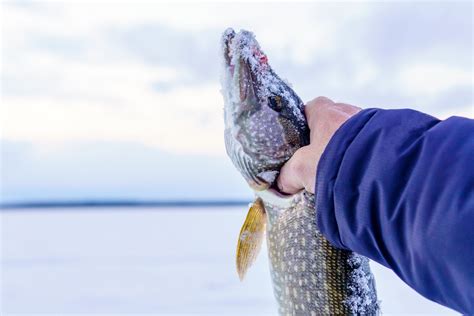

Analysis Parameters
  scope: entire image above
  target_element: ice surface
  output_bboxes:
[1,208,457,315]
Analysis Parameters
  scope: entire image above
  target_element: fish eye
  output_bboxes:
[268,95,283,112]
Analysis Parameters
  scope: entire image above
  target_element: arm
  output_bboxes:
[277,97,474,314]
[316,107,474,314]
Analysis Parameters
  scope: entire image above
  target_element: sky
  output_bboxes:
[1,1,473,203]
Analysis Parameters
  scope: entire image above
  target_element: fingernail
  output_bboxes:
[276,177,285,193]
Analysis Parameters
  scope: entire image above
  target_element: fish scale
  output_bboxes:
[263,192,377,315]
[221,28,380,315]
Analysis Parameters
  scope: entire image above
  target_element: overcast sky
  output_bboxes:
[1,1,472,203]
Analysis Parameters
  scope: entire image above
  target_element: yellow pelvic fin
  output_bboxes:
[236,197,266,281]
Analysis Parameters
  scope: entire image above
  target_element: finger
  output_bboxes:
[307,96,334,107]
[304,96,334,127]
[276,149,306,194]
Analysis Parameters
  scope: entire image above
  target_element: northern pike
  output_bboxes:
[220,28,380,315]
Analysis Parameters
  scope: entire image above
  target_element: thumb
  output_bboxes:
[276,147,307,195]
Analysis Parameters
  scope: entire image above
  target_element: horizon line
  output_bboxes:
[0,199,251,210]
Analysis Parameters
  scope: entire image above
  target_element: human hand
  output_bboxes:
[276,96,361,194]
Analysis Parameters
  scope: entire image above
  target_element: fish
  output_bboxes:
[220,28,380,315]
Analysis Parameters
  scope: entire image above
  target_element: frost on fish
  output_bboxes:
[263,191,380,315]
[345,254,381,314]
[221,28,380,315]
[220,28,309,190]
[227,30,306,124]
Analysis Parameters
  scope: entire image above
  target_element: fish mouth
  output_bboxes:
[221,29,308,192]
[222,28,269,103]
[222,28,272,190]
[222,28,236,77]
[222,28,268,68]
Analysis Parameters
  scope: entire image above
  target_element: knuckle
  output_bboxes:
[305,96,334,122]
[307,96,333,109]
[314,96,333,105]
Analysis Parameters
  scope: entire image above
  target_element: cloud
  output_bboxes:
[108,24,220,83]
[267,2,474,116]
[364,2,473,68]
[1,83,225,155]
[1,2,472,202]
[396,63,472,95]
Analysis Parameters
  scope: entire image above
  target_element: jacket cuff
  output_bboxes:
[315,108,378,249]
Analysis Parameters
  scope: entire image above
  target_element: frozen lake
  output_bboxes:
[1,207,456,315]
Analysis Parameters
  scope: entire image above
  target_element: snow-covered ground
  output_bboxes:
[1,208,456,315]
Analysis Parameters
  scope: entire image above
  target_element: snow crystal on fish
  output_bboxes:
[229,30,306,123]
[345,254,381,314]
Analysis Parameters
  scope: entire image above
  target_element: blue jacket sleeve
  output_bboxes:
[315,108,474,314]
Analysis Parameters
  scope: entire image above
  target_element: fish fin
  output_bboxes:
[236,197,266,281]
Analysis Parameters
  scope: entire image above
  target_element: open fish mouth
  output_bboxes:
[222,28,269,101]
[221,28,276,109]
[222,29,238,75]
[222,28,235,76]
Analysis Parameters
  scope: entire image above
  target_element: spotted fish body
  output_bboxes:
[261,191,378,315]
[221,28,379,315]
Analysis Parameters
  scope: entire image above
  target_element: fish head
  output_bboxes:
[221,28,309,191]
